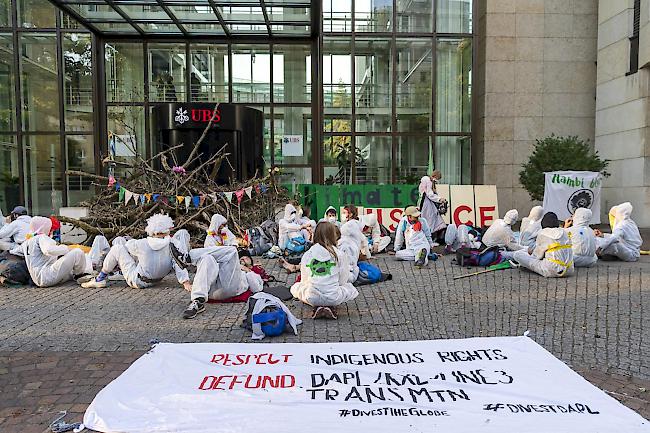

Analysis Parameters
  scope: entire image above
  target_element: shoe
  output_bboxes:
[182,298,206,319]
[432,242,440,247]
[82,278,108,288]
[108,271,125,281]
[170,242,191,268]
[75,273,96,284]
[415,249,427,268]
[320,306,338,320]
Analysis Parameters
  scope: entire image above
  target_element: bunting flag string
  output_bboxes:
[244,186,253,199]
[235,189,245,204]
[224,192,233,203]
[184,196,191,211]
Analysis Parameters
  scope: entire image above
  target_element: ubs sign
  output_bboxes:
[174,106,222,127]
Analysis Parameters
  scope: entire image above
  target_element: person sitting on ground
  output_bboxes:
[82,214,191,289]
[564,207,598,267]
[341,204,359,223]
[278,204,311,253]
[291,222,358,320]
[297,205,316,242]
[481,209,526,258]
[361,213,391,254]
[518,205,544,248]
[443,223,481,253]
[205,213,237,247]
[393,206,435,268]
[182,246,264,319]
[339,219,391,285]
[596,202,642,262]
[319,206,341,228]
[512,212,574,278]
[21,216,93,288]
[0,206,31,252]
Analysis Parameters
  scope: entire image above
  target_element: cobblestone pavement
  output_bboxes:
[1,255,648,431]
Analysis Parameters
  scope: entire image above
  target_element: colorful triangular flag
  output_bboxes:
[133,193,140,205]
[145,193,152,203]
[255,184,261,194]
[124,190,133,205]
[224,191,233,203]
[118,187,125,202]
[153,193,160,202]
[108,175,116,188]
[192,196,200,208]
[244,186,253,199]
[140,194,146,205]
[115,182,121,192]
[260,183,268,193]
[176,195,184,204]
[235,189,244,204]
[209,193,217,202]
[184,196,191,211]
[199,194,206,207]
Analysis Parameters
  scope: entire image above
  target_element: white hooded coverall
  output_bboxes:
[338,220,368,284]
[394,217,434,263]
[597,203,642,262]
[296,208,316,241]
[290,243,358,307]
[513,228,575,278]
[318,206,341,228]
[361,213,391,253]
[278,204,305,250]
[444,224,480,251]
[518,206,544,248]
[566,208,597,267]
[21,217,91,287]
[482,209,525,252]
[0,215,32,251]
[204,214,237,247]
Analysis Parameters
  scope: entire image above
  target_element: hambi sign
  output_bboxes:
[83,337,648,433]
[543,171,602,224]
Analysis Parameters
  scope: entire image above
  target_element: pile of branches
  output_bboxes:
[60,104,290,244]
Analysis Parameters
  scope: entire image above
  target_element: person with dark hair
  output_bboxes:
[319,206,341,228]
[0,206,31,252]
[342,204,358,223]
[290,222,358,320]
[512,211,574,278]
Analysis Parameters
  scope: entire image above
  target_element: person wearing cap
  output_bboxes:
[0,206,32,252]
[21,216,93,287]
[393,206,435,267]
[596,202,642,262]
[82,213,191,289]
[481,209,526,258]
[512,212,574,278]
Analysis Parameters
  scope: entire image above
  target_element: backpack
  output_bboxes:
[246,227,273,256]
[0,251,32,286]
[357,261,383,285]
[455,246,504,267]
[260,220,279,246]
[285,236,307,254]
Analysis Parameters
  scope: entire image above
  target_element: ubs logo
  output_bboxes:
[174,107,189,125]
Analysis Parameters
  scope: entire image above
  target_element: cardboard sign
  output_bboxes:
[83,337,648,433]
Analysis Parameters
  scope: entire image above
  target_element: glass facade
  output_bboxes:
[0,0,473,214]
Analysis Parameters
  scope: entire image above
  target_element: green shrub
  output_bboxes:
[519,135,610,201]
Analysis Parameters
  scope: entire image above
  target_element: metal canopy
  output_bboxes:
[49,0,315,37]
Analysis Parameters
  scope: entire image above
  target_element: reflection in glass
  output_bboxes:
[323,39,352,109]
[397,0,433,32]
[323,135,352,184]
[18,0,56,28]
[274,106,312,165]
[105,43,144,102]
[436,38,472,133]
[278,167,311,185]
[436,136,471,185]
[22,134,63,215]
[355,0,392,32]
[437,0,473,33]
[355,38,391,132]
[66,135,95,205]
[0,1,11,26]
[323,0,351,32]
[63,34,93,131]
[355,136,392,184]
[20,33,59,131]
[397,136,431,183]
[107,106,145,177]
[396,38,432,132]
[191,44,229,102]
[149,43,186,102]
[0,34,15,132]
[273,44,311,103]
[0,135,19,213]
[232,45,271,103]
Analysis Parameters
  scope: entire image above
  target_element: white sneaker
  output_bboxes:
[108,271,125,281]
[82,279,108,288]
[432,242,440,247]
[75,273,96,284]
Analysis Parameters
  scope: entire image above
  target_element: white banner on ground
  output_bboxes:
[83,337,648,433]
[543,171,602,223]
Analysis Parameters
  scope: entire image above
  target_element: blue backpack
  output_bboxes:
[455,246,504,267]
[285,236,307,254]
[358,261,382,284]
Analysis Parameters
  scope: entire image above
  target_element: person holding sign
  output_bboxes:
[596,202,642,262]
[418,171,447,245]
[513,212,575,278]
[290,222,358,320]
[482,209,526,258]
[564,207,598,267]
[518,206,544,248]
[204,214,237,247]
[393,206,435,268]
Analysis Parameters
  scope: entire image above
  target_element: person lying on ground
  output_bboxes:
[205,213,237,247]
[565,207,598,267]
[0,206,31,252]
[596,202,642,262]
[393,206,435,268]
[443,223,481,253]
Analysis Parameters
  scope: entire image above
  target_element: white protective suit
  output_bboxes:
[361,213,391,254]
[418,176,446,234]
[482,210,525,251]
[597,203,642,262]
[290,243,358,307]
[513,228,575,278]
[296,207,316,241]
[87,235,127,269]
[318,206,341,228]
[518,206,544,248]
[444,223,480,251]
[99,231,190,289]
[278,204,305,250]
[0,215,32,251]
[394,216,434,263]
[566,208,597,267]
[204,214,237,247]
[338,220,368,283]
[21,217,91,287]
[189,246,263,301]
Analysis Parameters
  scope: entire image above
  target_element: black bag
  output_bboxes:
[0,251,32,286]
[246,227,273,256]
[435,199,448,216]
[259,220,279,246]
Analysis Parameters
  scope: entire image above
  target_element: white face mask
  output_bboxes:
[297,208,304,218]
[327,216,337,224]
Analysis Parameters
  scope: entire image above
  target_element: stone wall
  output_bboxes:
[475,0,598,216]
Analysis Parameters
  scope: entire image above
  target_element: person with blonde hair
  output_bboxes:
[291,222,358,319]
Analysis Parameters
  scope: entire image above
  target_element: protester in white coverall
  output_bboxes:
[204,214,237,247]
[278,204,311,251]
[361,213,391,254]
[482,209,525,259]
[513,213,575,278]
[319,206,341,228]
[597,202,642,262]
[0,206,31,252]
[21,216,92,287]
[82,214,190,289]
[444,223,480,253]
[518,206,544,248]
[291,222,358,320]
[393,206,435,267]
[297,206,316,242]
[565,207,598,267]
[338,220,367,284]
